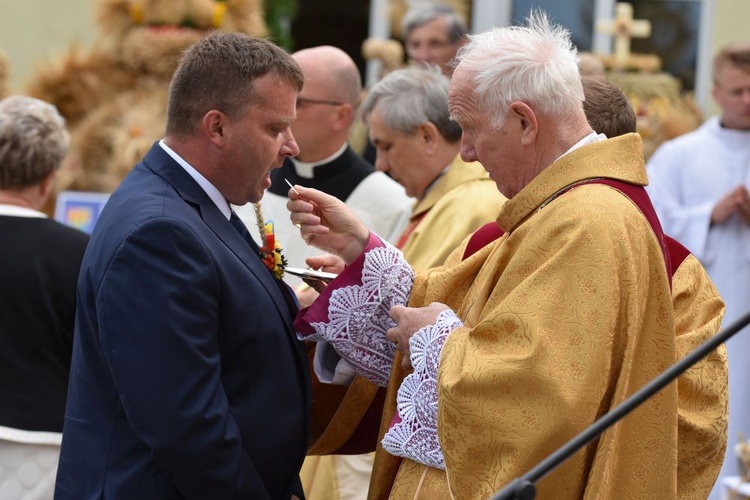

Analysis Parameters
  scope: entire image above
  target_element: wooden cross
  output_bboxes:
[596,2,652,69]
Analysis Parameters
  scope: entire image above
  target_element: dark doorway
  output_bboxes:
[291,0,373,80]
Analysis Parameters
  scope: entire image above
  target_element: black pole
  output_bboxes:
[491,310,750,500]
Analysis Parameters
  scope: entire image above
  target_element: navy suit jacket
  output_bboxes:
[55,143,311,499]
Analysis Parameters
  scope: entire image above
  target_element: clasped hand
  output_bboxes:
[712,185,750,225]
[387,302,450,370]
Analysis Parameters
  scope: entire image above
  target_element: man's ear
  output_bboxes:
[416,121,440,155]
[509,101,538,145]
[202,110,227,147]
[38,170,56,201]
[332,103,354,132]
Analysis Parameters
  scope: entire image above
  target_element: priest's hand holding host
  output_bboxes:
[287,10,728,499]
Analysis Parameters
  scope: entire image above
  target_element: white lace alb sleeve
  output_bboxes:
[307,243,415,386]
[381,309,463,469]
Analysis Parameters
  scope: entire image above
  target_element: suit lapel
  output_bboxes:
[202,202,299,327]
[141,143,299,337]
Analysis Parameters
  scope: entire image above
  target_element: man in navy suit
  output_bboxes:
[55,33,310,499]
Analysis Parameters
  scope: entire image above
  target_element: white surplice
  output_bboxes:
[646,115,750,499]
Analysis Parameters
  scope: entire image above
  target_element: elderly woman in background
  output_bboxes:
[0,95,89,499]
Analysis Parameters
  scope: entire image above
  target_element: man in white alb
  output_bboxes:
[646,42,750,499]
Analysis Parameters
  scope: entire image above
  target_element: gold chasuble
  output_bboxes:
[669,247,728,498]
[374,134,725,499]
[304,157,504,472]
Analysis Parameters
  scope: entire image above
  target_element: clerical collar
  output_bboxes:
[159,139,231,220]
[290,143,348,179]
[555,131,607,163]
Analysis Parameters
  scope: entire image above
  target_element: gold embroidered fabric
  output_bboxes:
[403,134,680,498]
[307,157,504,499]
[389,459,450,499]
[400,156,505,272]
[310,134,726,499]
[672,253,728,499]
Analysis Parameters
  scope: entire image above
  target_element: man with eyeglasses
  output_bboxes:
[646,43,750,500]
[402,3,468,77]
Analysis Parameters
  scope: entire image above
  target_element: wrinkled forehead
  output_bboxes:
[448,67,474,116]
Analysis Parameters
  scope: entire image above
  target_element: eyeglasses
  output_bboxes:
[296,97,344,108]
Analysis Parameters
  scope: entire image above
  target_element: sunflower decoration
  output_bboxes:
[253,203,287,279]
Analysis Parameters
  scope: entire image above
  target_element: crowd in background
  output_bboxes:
[0,3,748,500]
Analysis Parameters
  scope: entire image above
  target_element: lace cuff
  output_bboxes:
[381,309,463,469]
[295,233,415,386]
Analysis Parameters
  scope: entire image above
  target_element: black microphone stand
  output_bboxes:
[491,310,750,500]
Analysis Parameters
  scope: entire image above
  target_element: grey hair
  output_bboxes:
[0,95,69,189]
[361,65,462,142]
[402,4,468,44]
[455,10,584,128]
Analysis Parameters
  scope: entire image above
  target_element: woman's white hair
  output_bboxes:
[0,95,69,189]
[454,10,584,128]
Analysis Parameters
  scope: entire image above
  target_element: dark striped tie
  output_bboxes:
[229,210,299,313]
[229,211,258,250]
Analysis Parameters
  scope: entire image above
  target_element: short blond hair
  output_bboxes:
[0,95,69,189]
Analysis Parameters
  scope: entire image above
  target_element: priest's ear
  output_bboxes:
[415,121,440,155]
[332,103,355,132]
[509,101,538,146]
